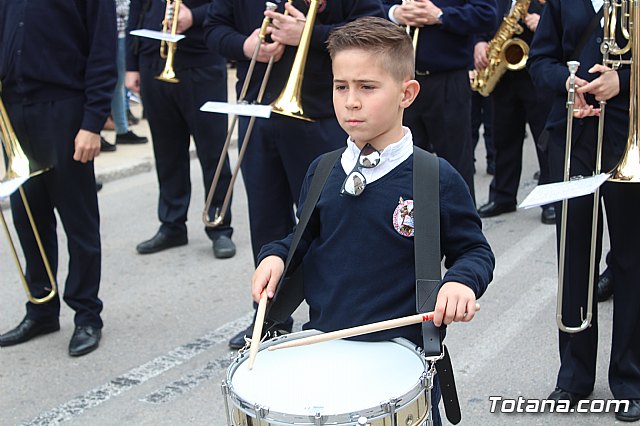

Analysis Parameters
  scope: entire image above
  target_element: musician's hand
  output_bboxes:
[243,28,284,63]
[394,0,442,27]
[176,4,193,33]
[73,129,101,163]
[252,255,285,302]
[265,2,306,46]
[573,92,600,118]
[577,64,621,102]
[125,71,141,94]
[524,13,540,32]
[474,41,490,69]
[433,282,477,327]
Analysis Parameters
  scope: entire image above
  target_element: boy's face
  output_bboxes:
[332,48,418,150]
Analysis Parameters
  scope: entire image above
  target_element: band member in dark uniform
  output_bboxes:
[126,0,236,259]
[205,0,385,349]
[382,0,499,202]
[475,0,556,224]
[529,0,640,420]
[0,0,117,356]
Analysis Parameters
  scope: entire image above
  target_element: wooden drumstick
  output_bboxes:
[247,290,268,370]
[269,302,481,351]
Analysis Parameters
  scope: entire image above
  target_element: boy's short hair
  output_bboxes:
[327,16,415,81]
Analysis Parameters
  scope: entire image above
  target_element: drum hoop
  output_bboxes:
[224,331,432,423]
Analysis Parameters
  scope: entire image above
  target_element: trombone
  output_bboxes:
[557,0,638,333]
[0,95,57,304]
[402,0,420,58]
[203,0,317,227]
[157,0,182,83]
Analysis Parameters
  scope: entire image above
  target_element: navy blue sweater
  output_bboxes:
[259,155,495,347]
[383,0,498,73]
[528,0,630,162]
[0,0,117,133]
[204,0,385,119]
[126,0,225,72]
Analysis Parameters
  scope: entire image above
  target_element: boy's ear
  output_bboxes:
[400,79,420,108]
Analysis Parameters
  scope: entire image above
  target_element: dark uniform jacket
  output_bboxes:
[0,0,117,134]
[527,0,631,163]
[127,0,225,72]
[204,0,385,119]
[383,0,498,73]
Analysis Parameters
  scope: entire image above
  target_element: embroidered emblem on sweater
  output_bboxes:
[393,197,414,237]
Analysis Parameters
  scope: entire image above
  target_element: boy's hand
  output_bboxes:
[433,282,477,327]
[251,255,285,302]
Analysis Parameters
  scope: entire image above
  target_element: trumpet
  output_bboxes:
[0,94,58,304]
[203,1,317,227]
[157,0,182,83]
[556,0,638,333]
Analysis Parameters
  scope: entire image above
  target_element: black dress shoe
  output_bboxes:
[597,268,614,302]
[228,323,291,350]
[100,137,116,152]
[115,130,148,144]
[548,387,588,409]
[213,235,236,259]
[0,317,60,347]
[68,326,101,357]
[541,206,556,225]
[136,231,188,254]
[616,399,640,422]
[477,201,516,218]
[127,109,140,125]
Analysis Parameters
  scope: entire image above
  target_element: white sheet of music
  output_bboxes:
[518,173,610,209]
[200,102,272,118]
[129,29,185,42]
[0,176,29,199]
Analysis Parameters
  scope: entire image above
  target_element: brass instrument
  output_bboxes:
[402,0,420,57]
[202,2,280,227]
[471,0,531,96]
[270,0,318,122]
[157,0,182,83]
[0,95,58,304]
[557,0,638,333]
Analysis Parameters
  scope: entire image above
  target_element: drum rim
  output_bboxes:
[225,331,431,423]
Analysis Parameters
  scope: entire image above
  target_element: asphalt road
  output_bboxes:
[0,119,620,425]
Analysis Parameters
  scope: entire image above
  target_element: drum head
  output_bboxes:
[230,337,425,416]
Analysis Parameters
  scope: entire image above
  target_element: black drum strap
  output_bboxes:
[413,147,461,424]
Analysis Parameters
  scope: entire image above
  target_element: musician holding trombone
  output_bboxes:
[383,0,499,202]
[528,0,640,420]
[205,0,385,350]
[126,0,236,259]
[0,0,117,356]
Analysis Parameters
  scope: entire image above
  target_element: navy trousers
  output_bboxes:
[549,119,640,399]
[140,62,232,241]
[7,97,103,328]
[405,68,475,202]
[238,113,346,264]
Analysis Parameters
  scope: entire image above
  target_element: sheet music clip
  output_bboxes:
[519,173,610,209]
[0,176,29,199]
[129,29,186,43]
[200,101,272,118]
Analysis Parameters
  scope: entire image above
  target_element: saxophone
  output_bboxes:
[471,0,532,96]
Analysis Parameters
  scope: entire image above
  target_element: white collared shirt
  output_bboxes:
[340,127,414,184]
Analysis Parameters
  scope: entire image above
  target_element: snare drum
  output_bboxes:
[222,330,433,426]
